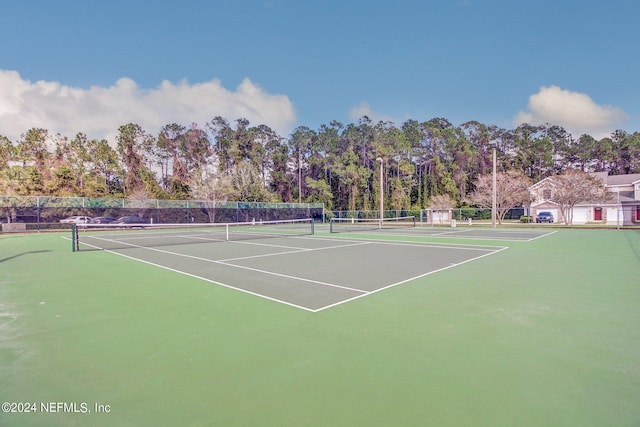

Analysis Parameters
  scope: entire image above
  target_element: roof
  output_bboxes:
[532,172,640,189]
[574,192,638,206]
[531,200,560,208]
[604,173,640,186]
[589,171,608,182]
[528,176,557,190]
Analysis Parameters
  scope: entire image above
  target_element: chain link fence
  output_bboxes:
[329,208,527,225]
[0,195,324,231]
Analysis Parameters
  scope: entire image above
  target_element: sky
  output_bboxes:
[1,0,638,143]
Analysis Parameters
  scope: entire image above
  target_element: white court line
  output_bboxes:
[428,229,474,236]
[92,231,315,251]
[313,245,509,312]
[218,241,372,262]
[84,235,367,294]
[74,239,318,312]
[84,231,224,241]
[526,230,558,241]
[186,235,307,250]
[305,234,506,251]
[87,231,373,261]
[354,239,499,252]
[364,229,546,242]
[71,234,509,313]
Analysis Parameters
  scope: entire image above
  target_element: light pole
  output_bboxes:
[298,151,302,204]
[614,187,621,230]
[489,140,497,228]
[377,157,383,229]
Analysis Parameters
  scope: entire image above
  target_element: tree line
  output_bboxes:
[1,116,639,212]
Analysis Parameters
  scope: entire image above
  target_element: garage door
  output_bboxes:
[572,207,589,224]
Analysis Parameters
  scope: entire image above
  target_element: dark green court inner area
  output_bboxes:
[77,229,506,311]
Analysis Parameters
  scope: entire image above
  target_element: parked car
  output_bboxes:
[113,216,147,227]
[60,216,93,224]
[91,216,117,224]
[536,211,554,223]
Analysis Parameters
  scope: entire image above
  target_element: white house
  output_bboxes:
[529,172,640,226]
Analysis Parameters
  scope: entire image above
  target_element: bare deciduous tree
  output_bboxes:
[468,170,531,224]
[551,169,608,225]
[127,188,153,219]
[189,165,233,223]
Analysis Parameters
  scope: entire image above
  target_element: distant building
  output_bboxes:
[529,173,640,226]
[7,160,35,167]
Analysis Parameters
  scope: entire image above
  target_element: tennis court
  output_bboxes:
[374,227,556,241]
[73,221,507,312]
[2,227,639,427]
[328,217,556,241]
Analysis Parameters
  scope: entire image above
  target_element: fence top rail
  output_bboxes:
[0,195,324,209]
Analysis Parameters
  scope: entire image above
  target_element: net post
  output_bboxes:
[329,218,334,233]
[71,224,77,252]
[226,223,230,241]
[311,218,315,235]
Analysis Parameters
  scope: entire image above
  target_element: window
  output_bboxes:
[542,188,552,200]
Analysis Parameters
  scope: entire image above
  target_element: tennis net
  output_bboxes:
[72,218,314,252]
[329,216,416,233]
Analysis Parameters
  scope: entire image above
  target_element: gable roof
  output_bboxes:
[531,200,560,208]
[528,176,557,190]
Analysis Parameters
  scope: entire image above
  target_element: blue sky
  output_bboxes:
[1,0,638,142]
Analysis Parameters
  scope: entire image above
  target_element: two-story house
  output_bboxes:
[529,172,640,226]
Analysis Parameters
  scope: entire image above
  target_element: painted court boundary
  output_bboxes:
[356,227,558,242]
[67,234,509,312]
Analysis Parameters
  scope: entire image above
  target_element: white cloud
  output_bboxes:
[514,85,627,138]
[0,69,297,142]
[348,101,395,124]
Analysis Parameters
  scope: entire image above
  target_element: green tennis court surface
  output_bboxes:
[331,223,557,241]
[1,229,639,426]
[74,226,507,311]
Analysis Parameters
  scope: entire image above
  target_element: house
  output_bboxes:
[529,172,640,226]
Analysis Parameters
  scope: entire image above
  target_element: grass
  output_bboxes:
[1,229,639,426]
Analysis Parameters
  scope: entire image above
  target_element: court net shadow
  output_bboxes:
[0,250,51,263]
